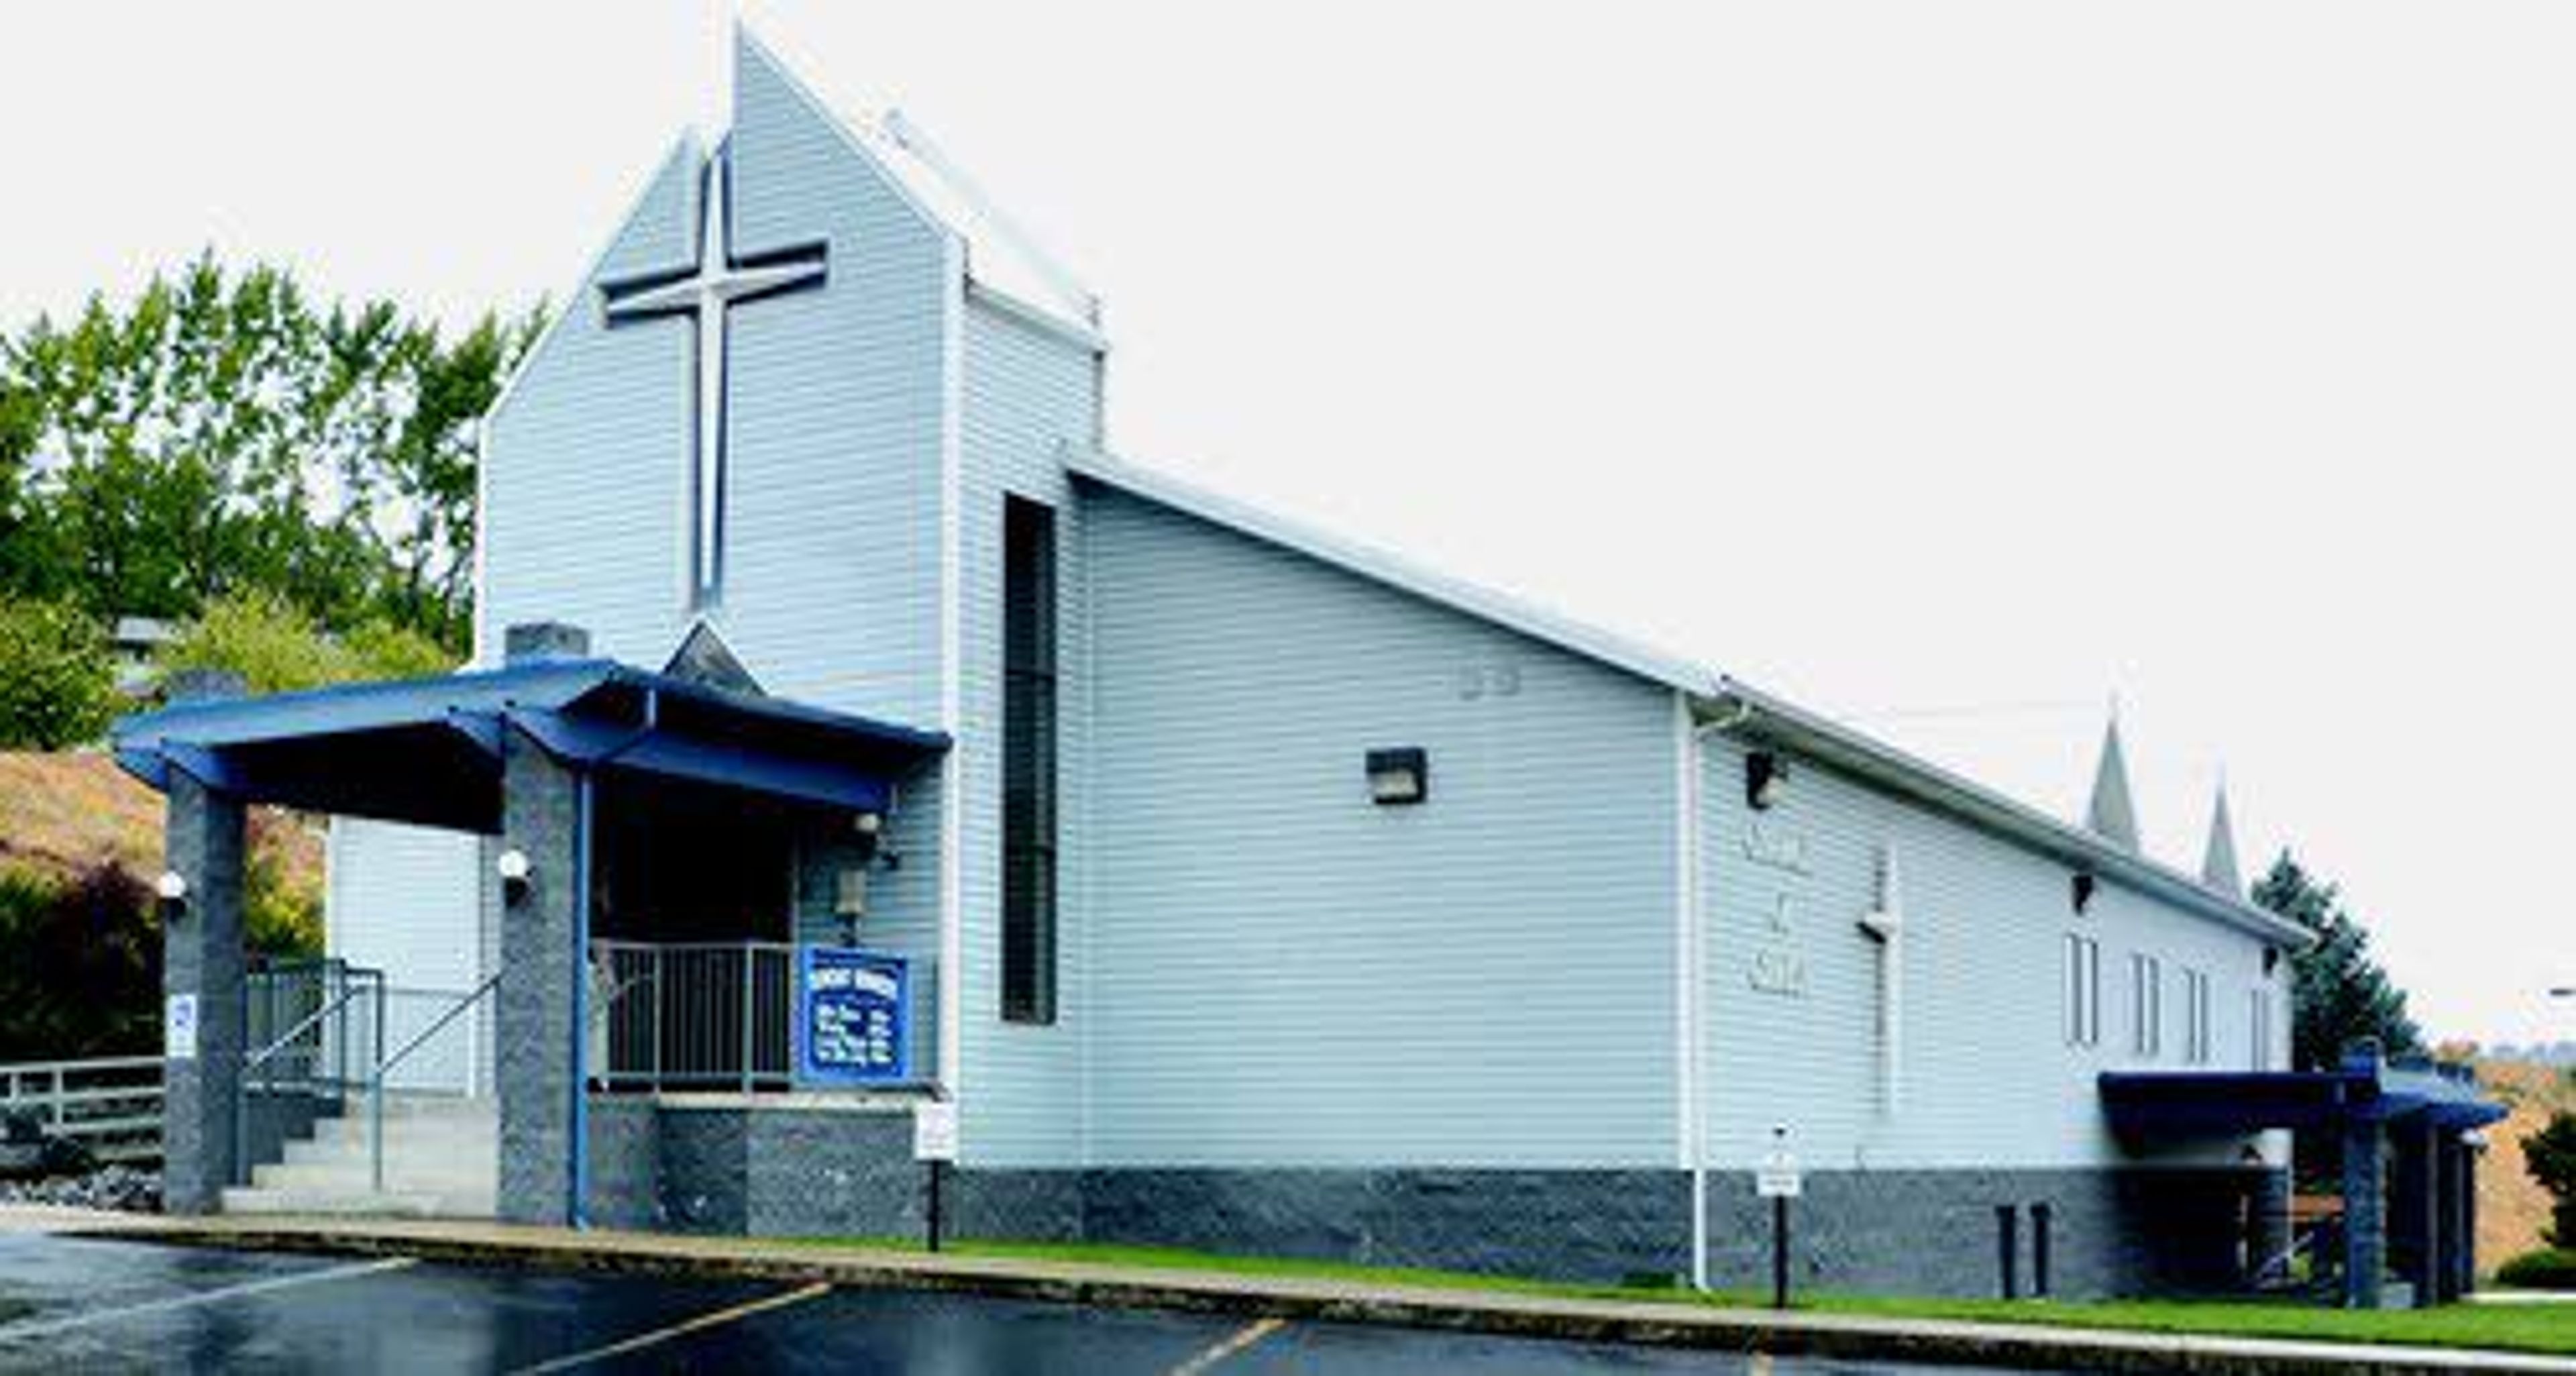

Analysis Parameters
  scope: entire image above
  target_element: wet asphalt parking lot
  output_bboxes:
[0,1234,2068,1373]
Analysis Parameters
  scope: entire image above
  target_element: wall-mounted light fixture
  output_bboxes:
[155,871,189,922]
[848,808,900,870]
[1366,748,1428,806]
[2264,947,2281,978]
[496,847,533,908]
[2070,871,2097,916]
[1746,751,1788,811]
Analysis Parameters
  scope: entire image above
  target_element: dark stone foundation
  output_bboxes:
[584,1100,2284,1300]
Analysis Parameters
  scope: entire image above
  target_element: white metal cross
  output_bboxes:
[600,146,828,607]
[1859,845,1905,1116]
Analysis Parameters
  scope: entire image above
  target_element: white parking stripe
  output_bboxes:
[508,1280,833,1374]
[1165,1316,1289,1376]
[0,1256,416,1342]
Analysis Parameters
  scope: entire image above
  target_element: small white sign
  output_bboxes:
[165,994,199,1061]
[913,1101,959,1163]
[1756,1149,1803,1199]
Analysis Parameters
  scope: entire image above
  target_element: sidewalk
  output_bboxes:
[18,1206,2575,1376]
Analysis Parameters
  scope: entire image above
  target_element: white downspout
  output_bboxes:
[1672,694,1705,1290]
[1684,694,1753,1291]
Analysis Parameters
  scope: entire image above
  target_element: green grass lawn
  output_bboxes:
[796,1236,2576,1357]
[1809,1291,2576,1357]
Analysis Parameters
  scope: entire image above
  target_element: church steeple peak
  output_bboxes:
[2200,781,2243,896]
[2084,710,2141,853]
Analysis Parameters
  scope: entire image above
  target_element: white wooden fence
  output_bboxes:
[0,1055,163,1163]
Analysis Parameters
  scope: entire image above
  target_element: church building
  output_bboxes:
[114,31,2501,1304]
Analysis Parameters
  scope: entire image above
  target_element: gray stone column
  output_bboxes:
[161,769,247,1214]
[2460,1138,2481,1296]
[496,726,584,1225]
[2342,1118,2385,1309]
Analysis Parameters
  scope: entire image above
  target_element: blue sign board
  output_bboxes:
[797,947,911,1086]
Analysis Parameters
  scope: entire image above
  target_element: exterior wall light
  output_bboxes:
[1366,748,1428,806]
[1746,751,1788,811]
[497,847,533,908]
[155,870,189,922]
[2070,871,2097,916]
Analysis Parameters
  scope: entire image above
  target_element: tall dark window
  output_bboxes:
[1001,497,1058,1024]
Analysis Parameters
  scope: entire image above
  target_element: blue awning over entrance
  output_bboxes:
[2100,1057,2508,1139]
[111,658,947,832]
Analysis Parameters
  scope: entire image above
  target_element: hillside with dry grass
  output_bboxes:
[2479,1059,2574,1274]
[0,750,322,897]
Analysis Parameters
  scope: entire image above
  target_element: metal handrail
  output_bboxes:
[239,982,372,1085]
[366,971,502,1194]
[235,977,380,1187]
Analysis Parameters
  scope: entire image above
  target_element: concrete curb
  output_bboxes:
[56,1214,2576,1376]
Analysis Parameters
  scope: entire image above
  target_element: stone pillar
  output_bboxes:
[2343,1117,2385,1309]
[2432,1132,2460,1303]
[2411,1119,2440,1306]
[2449,1136,2477,1300]
[161,769,247,1214]
[495,726,584,1225]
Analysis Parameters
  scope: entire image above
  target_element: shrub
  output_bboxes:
[2526,1111,2576,1247]
[0,863,158,1060]
[2496,1247,2576,1291]
[156,594,456,697]
[0,596,118,748]
[156,592,350,695]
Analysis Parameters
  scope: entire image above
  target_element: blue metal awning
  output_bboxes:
[111,659,948,832]
[2101,1055,2508,1140]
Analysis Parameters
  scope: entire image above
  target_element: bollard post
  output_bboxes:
[1772,1194,1791,1309]
[925,1158,947,1253]
[2031,1203,2053,1298]
[1996,1204,2021,1300]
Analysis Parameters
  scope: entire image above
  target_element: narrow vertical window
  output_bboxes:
[2130,953,2162,1059]
[1002,497,1058,1024]
[2065,935,2101,1048]
[2249,988,2271,1071]
[2184,969,2212,1065]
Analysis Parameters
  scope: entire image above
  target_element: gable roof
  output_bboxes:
[737,28,1102,346]
[1067,448,1723,695]
[1069,446,2312,950]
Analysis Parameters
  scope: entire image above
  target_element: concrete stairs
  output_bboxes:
[221,1095,498,1218]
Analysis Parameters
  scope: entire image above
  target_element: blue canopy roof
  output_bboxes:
[2101,1053,2508,1139]
[112,659,948,833]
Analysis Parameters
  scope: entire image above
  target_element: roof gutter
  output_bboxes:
[1697,679,2315,951]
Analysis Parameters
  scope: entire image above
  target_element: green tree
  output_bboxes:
[0,256,541,650]
[2251,851,2424,1071]
[156,592,459,696]
[0,595,118,747]
[156,592,354,695]
[2528,1112,2576,1247]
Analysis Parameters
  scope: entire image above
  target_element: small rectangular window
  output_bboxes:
[2249,988,2272,1071]
[1001,497,1058,1025]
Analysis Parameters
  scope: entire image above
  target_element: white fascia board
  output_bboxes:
[967,279,1109,356]
[1701,680,2315,951]
[1064,449,1723,697]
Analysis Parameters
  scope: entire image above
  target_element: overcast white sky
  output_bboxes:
[3,3,2567,1045]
